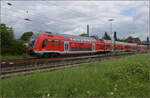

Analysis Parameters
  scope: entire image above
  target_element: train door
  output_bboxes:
[93,43,95,52]
[64,41,69,53]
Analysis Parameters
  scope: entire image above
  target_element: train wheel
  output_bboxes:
[37,55,42,58]
[43,53,50,58]
[51,53,60,57]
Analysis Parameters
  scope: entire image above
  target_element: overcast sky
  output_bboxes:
[1,0,149,41]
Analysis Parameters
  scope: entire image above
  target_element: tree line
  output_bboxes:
[0,23,33,55]
[80,32,141,44]
[0,23,143,56]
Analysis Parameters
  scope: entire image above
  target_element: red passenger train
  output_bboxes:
[28,33,149,57]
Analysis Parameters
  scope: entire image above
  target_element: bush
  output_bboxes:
[12,40,27,55]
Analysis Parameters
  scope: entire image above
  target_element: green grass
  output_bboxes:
[0,54,33,60]
[0,54,150,98]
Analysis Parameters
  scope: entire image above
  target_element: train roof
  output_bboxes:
[35,32,96,41]
[103,40,112,42]
[115,41,124,44]
[115,41,137,45]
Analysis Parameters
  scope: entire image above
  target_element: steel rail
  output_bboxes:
[0,52,135,79]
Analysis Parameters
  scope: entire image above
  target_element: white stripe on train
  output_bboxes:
[34,50,127,55]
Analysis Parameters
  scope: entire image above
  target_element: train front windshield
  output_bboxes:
[29,34,39,48]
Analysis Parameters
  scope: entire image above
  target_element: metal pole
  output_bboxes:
[108,19,114,52]
[148,36,150,51]
[110,21,114,51]
[110,22,112,42]
[148,0,150,52]
[87,24,89,37]
[110,22,113,51]
[149,31,150,51]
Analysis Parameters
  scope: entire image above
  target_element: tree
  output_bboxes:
[79,33,99,40]
[116,38,126,42]
[90,35,99,40]
[125,36,133,43]
[0,23,27,55]
[79,33,88,37]
[20,31,33,43]
[147,37,149,43]
[0,24,14,54]
[125,36,141,44]
[102,32,111,40]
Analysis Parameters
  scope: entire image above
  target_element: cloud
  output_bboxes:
[1,1,149,41]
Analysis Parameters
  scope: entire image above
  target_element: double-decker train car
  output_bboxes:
[28,33,149,57]
[124,43,132,51]
[140,45,148,51]
[114,41,124,51]
[28,33,97,57]
[95,40,105,52]
[103,40,113,51]
[130,43,138,51]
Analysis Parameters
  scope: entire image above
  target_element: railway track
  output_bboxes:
[0,52,138,79]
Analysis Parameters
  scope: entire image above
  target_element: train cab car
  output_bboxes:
[28,33,68,57]
[28,33,97,57]
[28,33,40,56]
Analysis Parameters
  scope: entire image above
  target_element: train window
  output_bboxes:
[51,40,55,46]
[106,44,110,47]
[29,40,35,48]
[114,48,117,50]
[125,46,129,48]
[58,40,61,46]
[42,39,48,48]
[97,44,100,48]
[71,47,91,51]
[133,47,136,50]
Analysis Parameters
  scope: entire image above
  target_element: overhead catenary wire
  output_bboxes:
[3,1,84,32]
[3,1,107,38]
[3,1,81,25]
[4,1,107,32]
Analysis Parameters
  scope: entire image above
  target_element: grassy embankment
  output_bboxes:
[0,54,33,60]
[0,54,150,97]
[0,51,146,60]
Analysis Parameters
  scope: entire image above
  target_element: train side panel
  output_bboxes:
[28,33,149,57]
